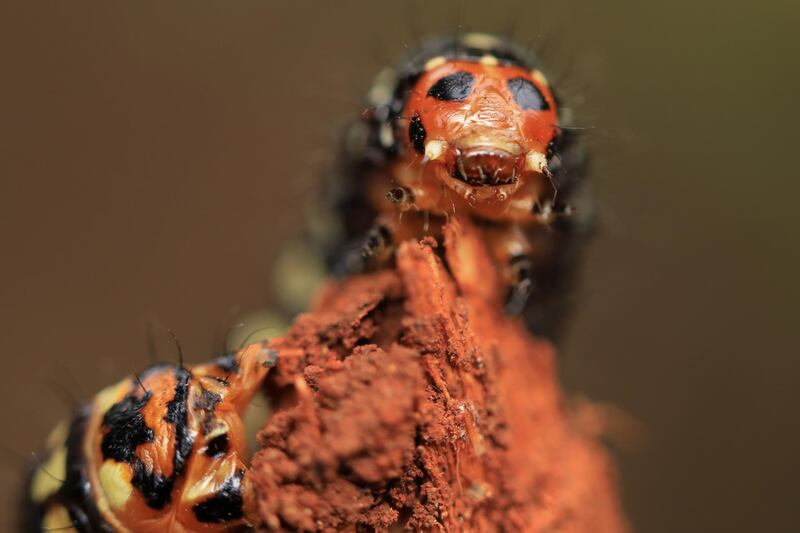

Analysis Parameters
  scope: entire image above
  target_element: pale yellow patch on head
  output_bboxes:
[424,140,448,161]
[30,445,67,503]
[526,151,548,172]
[424,56,447,71]
[479,54,499,67]
[531,69,549,88]
[42,504,77,532]
[379,122,394,149]
[98,461,133,510]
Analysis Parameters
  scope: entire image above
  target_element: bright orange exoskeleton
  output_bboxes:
[23,342,276,532]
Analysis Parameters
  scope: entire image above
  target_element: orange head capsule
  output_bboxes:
[404,58,558,192]
[358,33,578,224]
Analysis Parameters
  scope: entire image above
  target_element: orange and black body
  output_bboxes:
[23,343,275,532]
[319,33,592,338]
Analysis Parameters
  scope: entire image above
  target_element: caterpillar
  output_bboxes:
[22,342,277,532]
[22,31,590,532]
[299,32,591,339]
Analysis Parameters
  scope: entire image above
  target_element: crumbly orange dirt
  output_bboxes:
[250,219,628,532]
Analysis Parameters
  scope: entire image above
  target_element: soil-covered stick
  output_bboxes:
[250,219,628,532]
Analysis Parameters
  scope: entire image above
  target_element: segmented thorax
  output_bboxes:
[27,342,276,532]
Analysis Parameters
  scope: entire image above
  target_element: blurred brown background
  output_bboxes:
[1,1,798,531]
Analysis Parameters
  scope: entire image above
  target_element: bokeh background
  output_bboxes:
[1,1,798,531]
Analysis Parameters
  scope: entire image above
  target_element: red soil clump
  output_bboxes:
[250,220,628,532]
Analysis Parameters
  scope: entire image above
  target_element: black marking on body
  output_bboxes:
[213,352,239,373]
[196,387,224,433]
[129,367,195,510]
[131,462,174,510]
[99,366,199,511]
[507,77,549,111]
[205,433,229,458]
[22,406,116,532]
[19,475,46,533]
[67,408,117,531]
[196,388,223,417]
[427,71,474,101]
[100,391,154,463]
[164,367,193,477]
[192,469,245,523]
[194,387,228,457]
[408,113,426,154]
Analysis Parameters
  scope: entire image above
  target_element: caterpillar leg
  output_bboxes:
[339,211,443,275]
[361,212,441,259]
[329,220,394,276]
[481,223,537,316]
[361,221,395,264]
[505,253,535,315]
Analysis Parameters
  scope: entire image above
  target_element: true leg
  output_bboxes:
[482,223,536,315]
[361,221,394,263]
[505,253,535,315]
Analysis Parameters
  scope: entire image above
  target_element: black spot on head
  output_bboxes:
[508,77,549,111]
[100,391,154,463]
[408,113,426,154]
[192,469,245,523]
[427,71,474,102]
